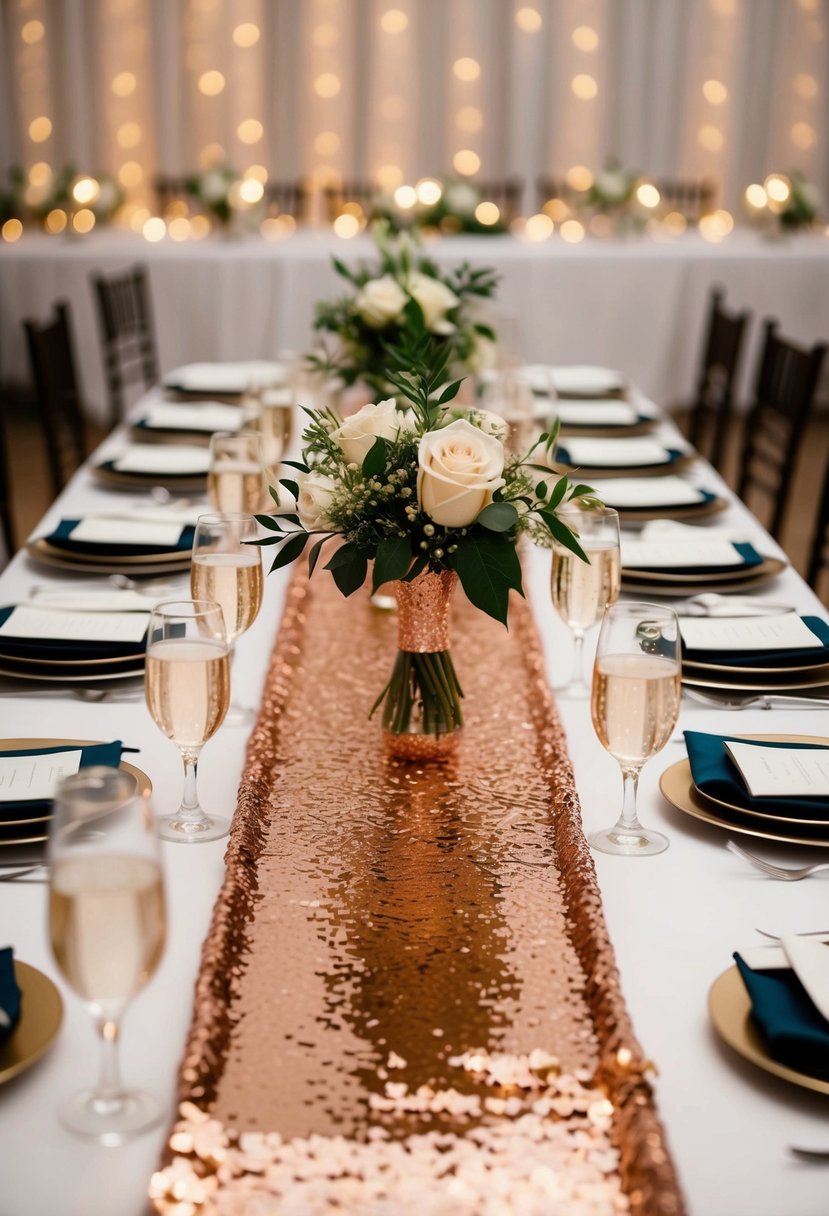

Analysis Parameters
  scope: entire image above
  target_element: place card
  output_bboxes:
[679,614,825,653]
[166,360,286,393]
[598,476,706,508]
[0,605,149,644]
[69,517,186,547]
[143,403,243,432]
[724,740,829,798]
[561,438,671,467]
[622,539,746,570]
[0,749,82,803]
[640,519,755,545]
[112,444,211,475]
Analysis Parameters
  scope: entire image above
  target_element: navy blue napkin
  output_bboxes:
[734,953,829,1077]
[614,489,717,512]
[0,948,21,1048]
[0,740,130,815]
[45,518,194,557]
[683,616,829,669]
[685,730,829,822]
[0,605,147,663]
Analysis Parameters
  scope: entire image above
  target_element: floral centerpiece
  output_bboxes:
[310,225,498,396]
[185,164,237,227]
[585,159,638,214]
[747,171,821,233]
[256,332,596,759]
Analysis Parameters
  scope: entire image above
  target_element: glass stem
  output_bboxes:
[570,629,587,691]
[95,1018,125,1105]
[178,749,204,821]
[617,767,643,832]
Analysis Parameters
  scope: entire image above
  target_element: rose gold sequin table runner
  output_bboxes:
[152,571,685,1215]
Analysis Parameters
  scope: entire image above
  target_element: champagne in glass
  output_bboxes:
[254,389,294,483]
[588,602,680,856]
[551,505,621,697]
[48,767,166,1142]
[208,431,267,514]
[145,600,230,842]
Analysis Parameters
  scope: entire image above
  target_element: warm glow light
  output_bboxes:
[143,217,166,242]
[166,200,188,220]
[560,219,586,243]
[28,116,52,143]
[453,149,481,176]
[636,182,661,208]
[380,9,408,34]
[376,164,403,190]
[312,22,338,49]
[571,74,598,100]
[190,214,211,239]
[314,73,341,98]
[72,176,100,205]
[238,119,263,144]
[515,7,542,33]
[117,121,141,148]
[45,208,67,234]
[713,208,734,232]
[565,165,593,191]
[261,215,296,240]
[334,213,361,237]
[456,106,483,133]
[72,208,96,234]
[314,131,340,156]
[112,71,136,97]
[794,73,818,99]
[168,217,192,241]
[128,206,151,233]
[238,178,264,204]
[475,201,500,225]
[244,164,268,183]
[416,178,442,205]
[394,185,417,209]
[697,124,723,151]
[791,121,816,149]
[525,213,554,241]
[453,57,481,82]
[765,173,791,203]
[29,161,52,187]
[233,23,260,48]
[21,20,45,44]
[2,219,23,242]
[698,212,731,241]
[663,211,687,235]
[744,183,767,208]
[342,201,364,218]
[702,79,728,105]
[200,143,225,168]
[199,70,225,96]
[543,198,569,222]
[572,25,599,52]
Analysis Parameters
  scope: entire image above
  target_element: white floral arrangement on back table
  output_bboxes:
[256,331,597,736]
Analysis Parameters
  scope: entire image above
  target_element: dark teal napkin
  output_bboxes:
[45,518,194,557]
[0,605,147,663]
[685,730,829,822]
[0,948,21,1048]
[557,445,684,468]
[616,489,717,512]
[734,953,829,1076]
[0,741,130,815]
[683,616,829,669]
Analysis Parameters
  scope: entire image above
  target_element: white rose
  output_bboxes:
[407,272,460,335]
[330,397,406,465]
[596,169,629,203]
[467,335,497,375]
[355,275,408,328]
[297,472,337,531]
[444,183,479,216]
[200,170,229,203]
[417,418,505,528]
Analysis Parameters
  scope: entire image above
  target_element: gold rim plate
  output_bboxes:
[0,651,144,670]
[0,961,63,1087]
[0,663,145,683]
[616,496,729,524]
[683,667,829,692]
[709,966,829,1097]
[561,454,695,480]
[129,427,213,445]
[683,656,829,679]
[557,419,659,438]
[31,538,191,567]
[25,541,190,577]
[622,555,786,587]
[91,464,207,492]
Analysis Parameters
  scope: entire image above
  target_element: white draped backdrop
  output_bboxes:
[0,0,827,216]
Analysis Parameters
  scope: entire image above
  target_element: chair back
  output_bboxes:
[737,321,827,540]
[23,301,87,498]
[92,264,159,427]
[807,455,829,597]
[688,288,750,471]
[264,179,307,220]
[0,393,15,564]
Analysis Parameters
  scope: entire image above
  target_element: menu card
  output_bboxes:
[69,517,186,547]
[598,476,706,508]
[111,445,211,474]
[166,360,286,392]
[0,605,149,644]
[0,749,82,802]
[724,740,829,798]
[678,614,824,653]
[550,400,639,426]
[622,539,746,570]
[143,402,243,432]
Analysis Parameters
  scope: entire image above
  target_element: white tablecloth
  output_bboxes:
[0,404,828,1216]
[2,229,829,424]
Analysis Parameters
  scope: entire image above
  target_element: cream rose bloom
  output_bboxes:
[296,472,337,531]
[354,275,408,328]
[330,398,407,465]
[417,419,505,528]
[407,272,459,335]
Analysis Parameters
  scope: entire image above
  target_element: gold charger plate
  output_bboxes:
[560,454,695,480]
[129,426,212,446]
[558,419,659,438]
[683,656,829,680]
[0,961,63,1086]
[26,539,191,577]
[0,663,145,683]
[615,496,729,525]
[90,464,207,493]
[683,666,829,692]
[709,966,829,1097]
[622,555,786,588]
[31,538,191,566]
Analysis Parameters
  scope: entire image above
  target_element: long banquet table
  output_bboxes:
[2,229,829,424]
[0,397,828,1215]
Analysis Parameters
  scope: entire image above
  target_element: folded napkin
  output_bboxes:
[734,953,829,1076]
[109,445,211,476]
[623,540,764,575]
[524,364,626,397]
[0,605,148,663]
[44,518,195,558]
[681,616,829,668]
[0,948,21,1048]
[685,731,829,821]
[164,360,287,394]
[598,477,714,510]
[557,439,681,468]
[640,519,757,546]
[138,402,243,434]
[0,740,130,814]
[30,589,168,613]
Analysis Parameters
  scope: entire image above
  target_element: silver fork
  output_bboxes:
[727,840,829,881]
[683,687,829,710]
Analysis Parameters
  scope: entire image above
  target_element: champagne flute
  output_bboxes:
[145,599,231,842]
[588,602,681,857]
[48,767,166,1142]
[191,513,263,725]
[551,504,621,697]
[253,388,294,485]
[208,431,267,513]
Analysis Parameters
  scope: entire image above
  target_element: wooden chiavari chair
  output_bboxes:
[23,301,88,498]
[687,289,750,472]
[92,264,159,428]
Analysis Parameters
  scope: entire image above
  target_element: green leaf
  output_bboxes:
[476,501,519,533]
[307,534,336,577]
[249,535,282,546]
[332,256,360,286]
[402,554,429,582]
[361,435,388,479]
[279,478,299,502]
[437,379,463,406]
[455,537,524,627]
[268,530,309,573]
[330,550,368,597]
[568,483,598,501]
[535,481,548,500]
[474,323,496,341]
[547,476,569,511]
[268,484,282,506]
[402,295,425,332]
[540,512,589,563]
[255,513,284,532]
[282,459,310,474]
[372,535,412,592]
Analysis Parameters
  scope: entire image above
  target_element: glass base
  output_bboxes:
[589,825,669,856]
[157,813,230,843]
[224,701,257,727]
[555,680,590,700]
[59,1087,162,1145]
